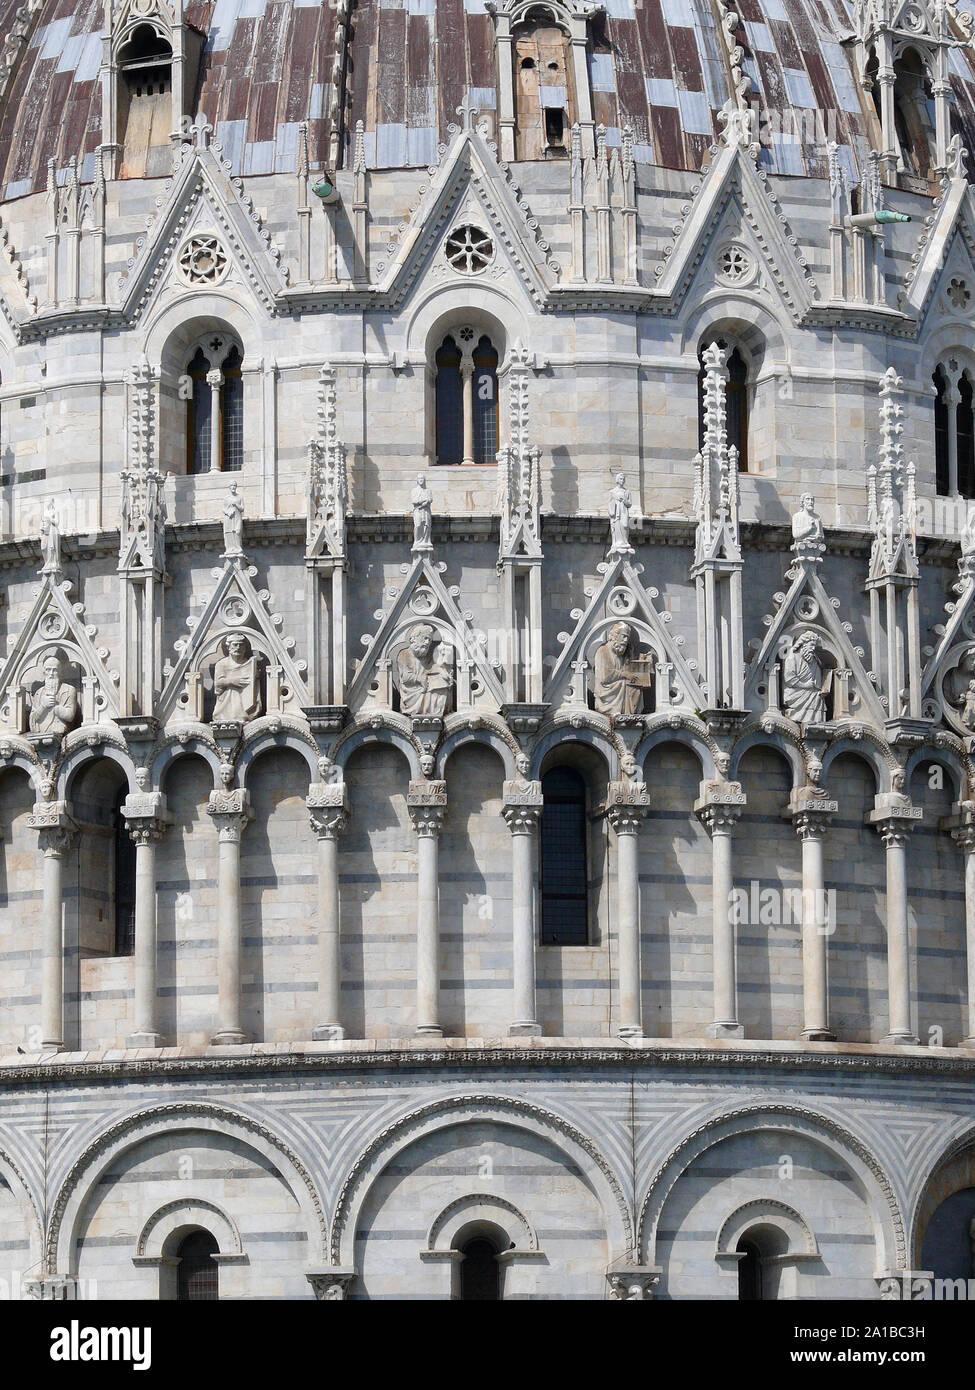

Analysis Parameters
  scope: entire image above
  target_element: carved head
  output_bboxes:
[614,473,625,487]
[42,654,64,683]
[416,473,426,489]
[516,753,531,778]
[608,622,633,656]
[794,632,818,660]
[407,623,436,659]
[420,753,435,777]
[801,493,815,511]
[222,634,251,662]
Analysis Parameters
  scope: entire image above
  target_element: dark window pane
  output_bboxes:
[221,344,243,472]
[540,766,588,945]
[187,347,211,474]
[960,374,975,500]
[459,1238,500,1300]
[727,347,748,471]
[934,366,950,496]
[435,336,464,465]
[176,1230,219,1301]
[472,336,499,464]
[114,788,135,957]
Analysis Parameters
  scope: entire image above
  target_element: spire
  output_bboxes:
[870,367,917,574]
[497,341,540,561]
[308,362,348,559]
[694,343,740,561]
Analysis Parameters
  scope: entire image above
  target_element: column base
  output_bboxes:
[414,1025,443,1037]
[312,1024,345,1042]
[509,1021,542,1036]
[126,1031,164,1049]
[962,1037,975,1050]
[39,1038,63,1051]
[801,1028,836,1042]
[707,1022,744,1039]
[210,1029,249,1045]
[882,1031,920,1047]
[618,1025,644,1040]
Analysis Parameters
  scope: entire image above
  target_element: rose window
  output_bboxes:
[445,224,495,274]
[948,277,971,310]
[178,235,229,286]
[718,245,752,285]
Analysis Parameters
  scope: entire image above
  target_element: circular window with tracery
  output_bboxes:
[948,277,971,310]
[178,234,229,286]
[716,244,754,286]
[445,224,495,274]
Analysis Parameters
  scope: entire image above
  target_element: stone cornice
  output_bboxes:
[4,1038,975,1087]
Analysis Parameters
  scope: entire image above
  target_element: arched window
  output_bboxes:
[435,335,464,466]
[698,341,749,470]
[117,24,174,179]
[933,362,975,499]
[735,1223,788,1300]
[737,1238,763,1301]
[459,1236,502,1301]
[113,787,136,958]
[185,335,245,474]
[540,766,589,945]
[176,1229,219,1301]
[513,9,575,158]
[434,328,500,466]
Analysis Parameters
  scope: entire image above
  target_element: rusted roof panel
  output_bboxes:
[3,0,975,196]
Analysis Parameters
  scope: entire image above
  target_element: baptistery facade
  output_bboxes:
[3,0,975,1302]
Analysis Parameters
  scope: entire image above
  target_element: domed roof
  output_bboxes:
[2,0,975,199]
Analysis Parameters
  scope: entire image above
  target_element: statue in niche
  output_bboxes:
[394,623,454,717]
[222,481,244,557]
[791,493,824,551]
[592,622,653,718]
[608,474,633,553]
[943,647,975,726]
[40,498,61,575]
[411,474,433,551]
[211,633,262,722]
[783,632,830,726]
[28,653,79,735]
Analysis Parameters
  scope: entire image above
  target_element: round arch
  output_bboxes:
[680,295,788,369]
[135,1197,244,1262]
[49,1102,327,1275]
[820,736,894,795]
[730,729,805,788]
[438,722,517,780]
[332,721,421,780]
[637,1103,905,1273]
[237,723,320,787]
[529,724,619,780]
[908,1120,975,1264]
[330,1093,633,1267]
[58,742,138,803]
[635,720,716,781]
[405,283,530,371]
[151,734,224,793]
[142,294,263,374]
[904,746,966,803]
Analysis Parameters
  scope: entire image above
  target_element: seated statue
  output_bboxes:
[212,634,262,723]
[592,622,651,718]
[395,623,454,717]
[28,654,79,735]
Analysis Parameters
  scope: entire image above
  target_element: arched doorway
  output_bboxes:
[458,1235,502,1301]
[735,1224,788,1301]
[175,1229,219,1301]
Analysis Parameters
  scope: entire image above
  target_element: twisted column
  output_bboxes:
[607,780,650,1039]
[307,781,350,1041]
[503,776,543,1036]
[122,792,171,1048]
[28,802,77,1051]
[207,789,252,1044]
[695,781,746,1039]
[408,780,446,1036]
[868,794,922,1045]
[790,788,837,1041]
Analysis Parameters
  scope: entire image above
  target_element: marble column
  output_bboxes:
[207,789,252,1045]
[695,780,746,1039]
[408,780,446,1036]
[789,788,837,1042]
[502,776,543,1036]
[28,801,77,1051]
[307,781,350,1041]
[608,780,650,1039]
[868,793,922,1045]
[122,791,171,1048]
[950,808,975,1047]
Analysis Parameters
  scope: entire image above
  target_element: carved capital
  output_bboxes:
[694,780,745,835]
[122,791,171,846]
[307,781,350,839]
[606,1268,659,1300]
[207,788,252,842]
[29,802,77,857]
[867,794,921,845]
[502,802,541,834]
[607,779,650,835]
[305,1268,355,1301]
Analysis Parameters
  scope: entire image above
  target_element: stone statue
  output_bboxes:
[963,506,975,559]
[411,474,433,552]
[791,493,824,551]
[212,633,262,722]
[609,474,633,553]
[962,678,975,729]
[394,623,454,717]
[28,653,79,735]
[222,481,244,557]
[40,498,61,575]
[592,622,651,718]
[783,632,829,726]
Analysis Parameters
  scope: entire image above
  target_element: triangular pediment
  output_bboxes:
[919,557,975,735]
[544,553,704,715]
[347,554,506,714]
[374,118,561,310]
[901,176,975,325]
[158,556,308,726]
[0,572,120,733]
[115,122,289,322]
[744,558,886,724]
[653,138,820,323]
